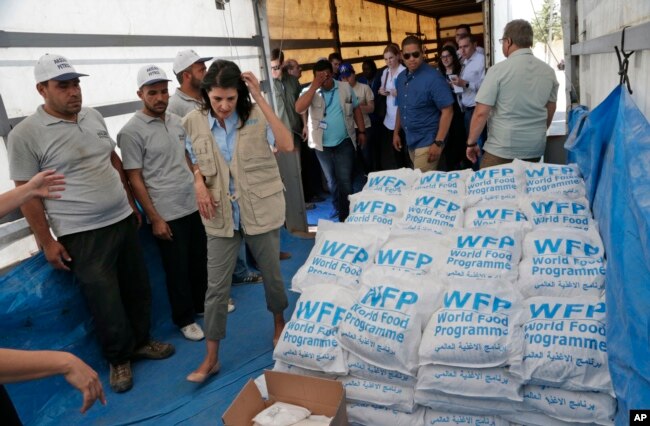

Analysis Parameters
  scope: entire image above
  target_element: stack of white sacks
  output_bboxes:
[273,161,616,426]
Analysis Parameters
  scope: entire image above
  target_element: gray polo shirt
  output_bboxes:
[117,110,197,222]
[168,89,202,119]
[476,48,559,159]
[8,106,132,237]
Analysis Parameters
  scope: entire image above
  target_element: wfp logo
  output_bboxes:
[531,200,587,215]
[352,200,396,215]
[419,172,460,185]
[476,208,527,221]
[296,300,346,326]
[367,175,406,188]
[360,286,418,311]
[443,290,512,313]
[529,302,605,319]
[376,249,432,269]
[456,234,515,249]
[525,166,575,177]
[319,240,368,263]
[414,195,460,212]
[96,130,110,139]
[471,167,514,181]
[533,238,599,256]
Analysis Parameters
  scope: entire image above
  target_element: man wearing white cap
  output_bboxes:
[7,54,175,394]
[117,65,208,344]
[168,49,212,118]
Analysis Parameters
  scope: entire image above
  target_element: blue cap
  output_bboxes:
[338,62,355,78]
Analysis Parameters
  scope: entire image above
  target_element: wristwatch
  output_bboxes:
[433,140,445,148]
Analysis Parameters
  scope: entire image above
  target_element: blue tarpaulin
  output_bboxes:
[565,85,650,424]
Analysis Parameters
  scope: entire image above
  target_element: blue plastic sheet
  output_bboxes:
[565,85,650,424]
[0,227,307,425]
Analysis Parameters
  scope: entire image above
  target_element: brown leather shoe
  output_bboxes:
[280,251,292,260]
[110,361,133,393]
[133,340,175,360]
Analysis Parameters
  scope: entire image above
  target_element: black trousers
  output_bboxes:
[0,385,22,425]
[59,215,151,365]
[154,211,207,328]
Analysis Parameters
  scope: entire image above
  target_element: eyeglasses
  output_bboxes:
[499,38,509,44]
[403,51,421,60]
[271,65,281,71]
[440,54,452,59]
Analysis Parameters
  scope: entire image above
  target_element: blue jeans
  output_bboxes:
[464,106,486,170]
[315,138,356,222]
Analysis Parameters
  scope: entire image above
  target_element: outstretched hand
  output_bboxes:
[27,169,65,199]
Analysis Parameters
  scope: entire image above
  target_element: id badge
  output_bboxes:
[318,120,328,130]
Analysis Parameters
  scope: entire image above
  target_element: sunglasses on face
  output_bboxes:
[403,51,421,60]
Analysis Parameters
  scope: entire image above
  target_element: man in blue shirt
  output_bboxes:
[393,36,454,172]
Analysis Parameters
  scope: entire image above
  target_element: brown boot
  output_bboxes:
[110,361,133,393]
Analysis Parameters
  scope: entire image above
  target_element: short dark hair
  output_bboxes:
[328,52,342,62]
[313,59,333,74]
[401,35,422,51]
[456,24,472,34]
[457,34,476,45]
[200,60,252,129]
[271,48,284,63]
[503,19,534,48]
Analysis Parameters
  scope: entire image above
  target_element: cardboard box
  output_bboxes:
[223,370,348,426]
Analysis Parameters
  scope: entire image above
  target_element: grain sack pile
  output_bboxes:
[273,163,615,425]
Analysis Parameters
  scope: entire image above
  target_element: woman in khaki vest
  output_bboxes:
[182,60,293,382]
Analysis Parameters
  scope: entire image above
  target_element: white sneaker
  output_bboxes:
[228,298,236,313]
[181,322,205,341]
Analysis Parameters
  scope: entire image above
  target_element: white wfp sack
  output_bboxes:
[519,228,606,298]
[339,268,445,376]
[520,196,595,231]
[347,402,426,426]
[291,220,389,293]
[363,168,419,195]
[415,389,525,415]
[338,375,415,413]
[523,384,616,425]
[273,361,337,380]
[423,410,509,426]
[253,401,310,426]
[519,159,586,198]
[416,364,523,402]
[419,279,524,368]
[442,227,523,282]
[398,190,464,235]
[515,296,613,394]
[412,169,470,196]
[503,411,585,426]
[465,162,525,204]
[347,352,416,387]
[346,192,405,226]
[273,284,356,374]
[372,230,446,276]
[463,202,530,230]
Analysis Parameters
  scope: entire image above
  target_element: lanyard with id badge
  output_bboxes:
[319,89,336,130]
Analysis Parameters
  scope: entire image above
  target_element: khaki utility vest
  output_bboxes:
[306,81,357,151]
[182,105,285,237]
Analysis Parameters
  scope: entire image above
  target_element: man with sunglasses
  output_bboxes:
[393,36,454,172]
[466,19,558,168]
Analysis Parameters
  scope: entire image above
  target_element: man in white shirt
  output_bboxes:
[452,34,486,147]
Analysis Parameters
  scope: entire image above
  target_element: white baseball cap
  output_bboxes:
[137,64,171,88]
[173,49,213,74]
[34,54,88,83]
